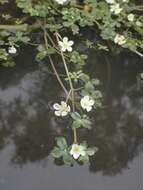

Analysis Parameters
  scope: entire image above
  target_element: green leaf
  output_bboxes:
[51,147,62,158]
[71,112,80,120]
[86,147,98,156]
[56,137,67,150]
[46,47,55,55]
[63,153,74,165]
[79,155,89,164]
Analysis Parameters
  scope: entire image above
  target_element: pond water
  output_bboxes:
[0,47,143,190]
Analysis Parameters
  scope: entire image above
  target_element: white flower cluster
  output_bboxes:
[8,46,17,54]
[52,35,95,116]
[114,34,126,45]
[127,14,134,22]
[105,0,123,15]
[110,3,122,15]
[53,96,94,117]
[106,1,135,22]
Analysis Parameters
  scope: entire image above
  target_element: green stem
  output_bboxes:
[42,22,69,97]
[134,50,143,58]
[0,24,28,30]
[55,32,77,144]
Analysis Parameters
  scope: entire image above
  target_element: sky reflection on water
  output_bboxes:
[0,48,143,190]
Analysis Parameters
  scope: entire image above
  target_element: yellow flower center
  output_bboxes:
[83,100,88,107]
[63,42,69,48]
[73,147,80,153]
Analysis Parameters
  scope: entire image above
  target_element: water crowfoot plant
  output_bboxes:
[0,0,143,166]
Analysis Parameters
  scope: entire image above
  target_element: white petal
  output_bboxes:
[61,101,67,107]
[70,144,77,155]
[55,110,61,116]
[59,41,63,46]
[68,41,74,46]
[53,103,60,110]
[72,144,78,149]
[80,150,86,156]
[84,96,90,101]
[63,37,68,43]
[73,153,80,159]
[61,47,66,52]
[61,111,68,117]
[86,106,92,112]
[67,47,72,52]
[70,149,74,155]
[80,99,86,109]
[67,105,71,112]
[89,100,94,106]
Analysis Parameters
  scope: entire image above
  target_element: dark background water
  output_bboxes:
[0,46,143,190]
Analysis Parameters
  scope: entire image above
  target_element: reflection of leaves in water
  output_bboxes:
[11,116,54,165]
[0,127,10,150]
[87,56,143,175]
[0,51,143,175]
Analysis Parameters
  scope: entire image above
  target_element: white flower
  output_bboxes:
[70,144,86,159]
[114,34,126,45]
[105,0,115,4]
[110,3,122,15]
[127,14,134,22]
[8,46,17,54]
[80,96,94,112]
[59,37,74,52]
[54,0,68,4]
[53,101,70,117]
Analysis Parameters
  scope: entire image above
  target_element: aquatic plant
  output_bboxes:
[0,0,143,165]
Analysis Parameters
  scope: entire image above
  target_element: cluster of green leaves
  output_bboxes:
[0,29,30,67]
[70,51,88,67]
[0,0,143,68]
[51,137,74,165]
[65,70,102,108]
[36,45,55,61]
[0,0,142,166]
[16,0,56,17]
[80,73,102,107]
[78,141,98,164]
[51,137,98,165]
[71,112,92,129]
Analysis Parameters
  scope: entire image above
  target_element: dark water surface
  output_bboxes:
[0,47,143,190]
